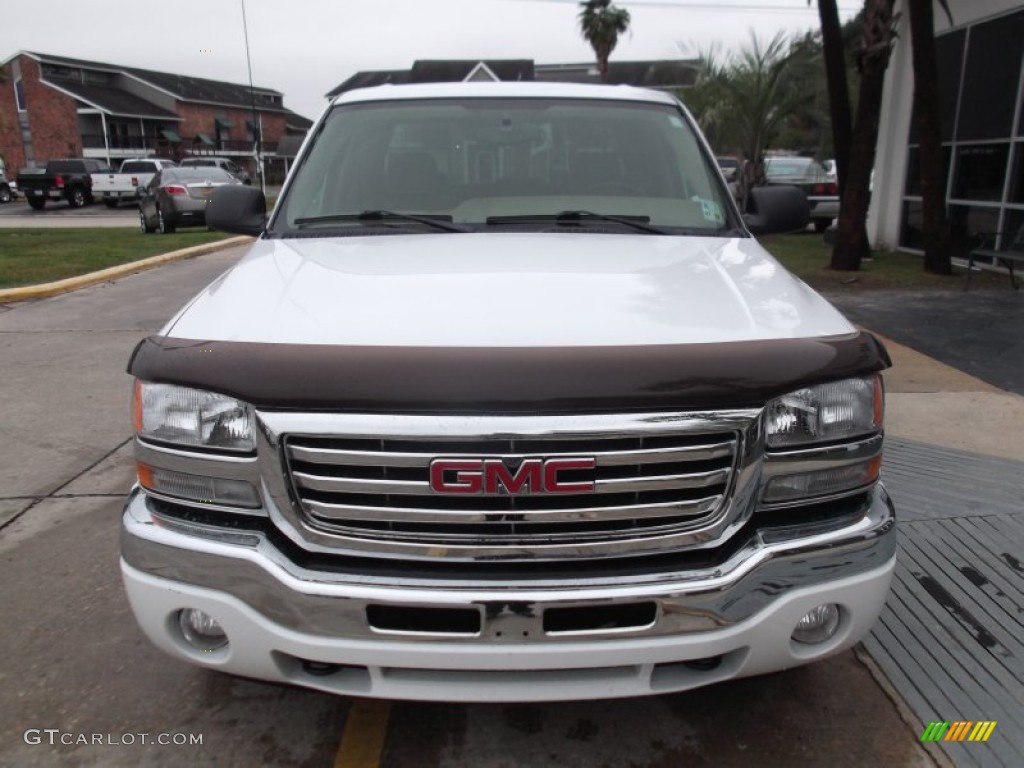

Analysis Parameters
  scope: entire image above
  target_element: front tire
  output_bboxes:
[0,185,11,204]
[104,198,120,209]
[68,187,87,208]
[28,197,45,210]
[814,219,831,234]
[157,206,176,234]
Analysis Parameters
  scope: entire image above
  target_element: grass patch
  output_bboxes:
[760,233,1009,292]
[0,228,233,289]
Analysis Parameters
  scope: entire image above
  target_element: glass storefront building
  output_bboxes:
[871,2,1024,260]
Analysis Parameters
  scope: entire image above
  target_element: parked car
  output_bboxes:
[93,157,178,208]
[764,156,839,233]
[179,156,251,185]
[122,82,895,704]
[138,166,241,233]
[15,158,110,209]
[716,156,740,183]
[716,156,742,202]
[0,170,16,203]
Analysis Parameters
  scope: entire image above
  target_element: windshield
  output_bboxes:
[273,97,736,233]
[765,158,827,181]
[163,168,234,183]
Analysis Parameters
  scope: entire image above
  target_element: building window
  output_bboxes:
[900,8,1024,258]
[41,64,76,80]
[956,16,1022,142]
[1009,144,1024,205]
[952,144,1010,202]
[14,78,26,112]
[947,204,1001,257]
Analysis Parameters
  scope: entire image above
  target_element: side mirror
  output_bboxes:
[743,185,810,235]
[207,184,266,236]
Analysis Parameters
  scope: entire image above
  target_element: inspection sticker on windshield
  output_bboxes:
[699,198,724,224]
[667,115,684,128]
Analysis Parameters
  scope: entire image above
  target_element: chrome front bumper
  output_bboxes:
[121,486,895,701]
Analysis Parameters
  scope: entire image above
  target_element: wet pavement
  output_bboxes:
[830,289,1024,395]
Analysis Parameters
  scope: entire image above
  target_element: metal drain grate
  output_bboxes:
[866,438,1024,767]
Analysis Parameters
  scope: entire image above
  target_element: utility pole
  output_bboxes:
[240,0,265,194]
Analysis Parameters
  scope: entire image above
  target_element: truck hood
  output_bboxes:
[165,233,854,347]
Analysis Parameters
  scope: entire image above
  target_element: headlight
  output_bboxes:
[134,380,254,453]
[766,376,883,448]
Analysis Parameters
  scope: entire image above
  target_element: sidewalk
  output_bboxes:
[861,331,1024,767]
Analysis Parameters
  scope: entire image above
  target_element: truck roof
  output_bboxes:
[331,81,678,107]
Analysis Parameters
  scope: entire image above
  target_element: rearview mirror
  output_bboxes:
[743,185,810,235]
[207,184,266,236]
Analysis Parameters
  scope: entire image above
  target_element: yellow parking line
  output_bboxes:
[334,698,392,768]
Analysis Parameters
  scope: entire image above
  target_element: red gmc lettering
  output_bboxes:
[483,460,542,494]
[544,458,597,493]
[430,458,596,495]
[429,460,482,494]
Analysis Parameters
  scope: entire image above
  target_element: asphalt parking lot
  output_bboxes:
[0,196,138,227]
[0,244,938,768]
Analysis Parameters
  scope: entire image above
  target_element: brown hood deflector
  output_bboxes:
[127,333,890,413]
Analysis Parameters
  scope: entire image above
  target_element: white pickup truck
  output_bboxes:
[122,82,895,703]
[92,157,177,208]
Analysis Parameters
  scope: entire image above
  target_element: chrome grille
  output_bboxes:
[282,423,742,547]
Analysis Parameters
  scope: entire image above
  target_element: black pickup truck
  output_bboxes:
[16,158,109,209]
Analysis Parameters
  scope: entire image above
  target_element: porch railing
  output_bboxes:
[80,135,278,155]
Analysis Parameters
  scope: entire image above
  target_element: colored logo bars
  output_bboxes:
[920,721,997,743]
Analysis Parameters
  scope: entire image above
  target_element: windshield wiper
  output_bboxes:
[486,211,667,235]
[293,210,468,233]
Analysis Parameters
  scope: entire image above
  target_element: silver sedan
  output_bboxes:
[139,167,241,233]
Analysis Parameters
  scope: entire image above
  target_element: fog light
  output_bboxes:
[178,608,228,651]
[792,604,841,645]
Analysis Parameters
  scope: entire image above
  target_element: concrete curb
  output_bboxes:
[0,235,253,303]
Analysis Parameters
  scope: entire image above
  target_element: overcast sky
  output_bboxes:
[4,0,860,120]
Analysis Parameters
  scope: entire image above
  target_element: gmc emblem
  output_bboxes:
[429,458,596,495]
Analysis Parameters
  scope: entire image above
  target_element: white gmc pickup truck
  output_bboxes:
[122,82,895,702]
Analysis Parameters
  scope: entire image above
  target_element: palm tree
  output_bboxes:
[830,0,897,270]
[578,0,631,82]
[908,0,953,274]
[812,0,853,193]
[688,32,811,209]
[815,0,953,272]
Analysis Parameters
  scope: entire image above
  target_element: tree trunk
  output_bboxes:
[816,0,854,193]
[908,0,952,274]
[831,0,894,271]
[597,43,611,81]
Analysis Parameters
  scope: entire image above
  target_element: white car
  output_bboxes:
[122,82,895,703]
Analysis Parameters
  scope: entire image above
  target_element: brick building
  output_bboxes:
[0,51,312,182]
